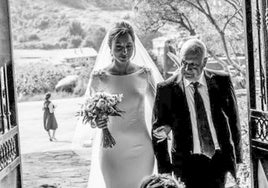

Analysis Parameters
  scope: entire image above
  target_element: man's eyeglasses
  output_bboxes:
[181,60,200,69]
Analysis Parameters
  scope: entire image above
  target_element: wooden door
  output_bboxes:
[0,0,22,187]
[243,0,268,187]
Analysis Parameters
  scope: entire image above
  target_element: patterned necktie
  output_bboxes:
[192,82,215,158]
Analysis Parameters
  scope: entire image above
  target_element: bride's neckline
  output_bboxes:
[104,67,144,77]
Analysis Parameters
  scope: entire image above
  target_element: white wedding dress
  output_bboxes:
[72,31,163,188]
[87,67,155,188]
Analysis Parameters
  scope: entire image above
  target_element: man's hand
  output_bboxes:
[153,125,171,143]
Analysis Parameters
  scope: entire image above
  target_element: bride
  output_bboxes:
[72,21,163,188]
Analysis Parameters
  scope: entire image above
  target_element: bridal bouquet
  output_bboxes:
[77,92,124,148]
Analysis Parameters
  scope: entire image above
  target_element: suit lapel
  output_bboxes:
[205,70,219,101]
[172,71,186,102]
[204,70,221,136]
[172,72,193,140]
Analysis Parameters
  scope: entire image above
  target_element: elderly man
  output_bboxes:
[152,39,242,188]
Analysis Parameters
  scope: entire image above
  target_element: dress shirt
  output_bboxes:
[183,72,220,154]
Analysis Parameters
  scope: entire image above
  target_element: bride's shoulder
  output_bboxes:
[143,66,152,74]
[131,64,150,73]
[91,69,108,79]
[138,66,152,75]
[136,66,154,81]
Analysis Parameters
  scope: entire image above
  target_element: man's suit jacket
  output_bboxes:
[152,69,242,178]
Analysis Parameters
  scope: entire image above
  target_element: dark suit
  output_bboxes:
[152,69,242,188]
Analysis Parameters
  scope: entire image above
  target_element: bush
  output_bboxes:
[35,17,50,30]
[17,42,60,50]
[68,35,83,48]
[81,37,95,48]
[28,33,40,41]
[88,0,132,10]
[59,37,68,42]
[15,57,95,99]
[68,21,85,38]
[15,63,74,97]
[59,41,68,49]
[18,91,76,102]
[56,0,86,9]
[18,35,28,42]
[83,25,106,50]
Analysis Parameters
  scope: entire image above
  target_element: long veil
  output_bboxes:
[71,31,163,188]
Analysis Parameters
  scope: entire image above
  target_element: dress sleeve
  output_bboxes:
[84,70,103,98]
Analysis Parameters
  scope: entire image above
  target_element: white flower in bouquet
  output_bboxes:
[96,98,107,110]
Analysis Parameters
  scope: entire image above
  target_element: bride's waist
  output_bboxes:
[108,114,145,126]
[101,132,152,151]
[108,123,148,134]
[106,120,150,137]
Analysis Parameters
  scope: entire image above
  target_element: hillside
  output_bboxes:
[9,0,134,50]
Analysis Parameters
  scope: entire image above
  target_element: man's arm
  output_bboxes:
[152,84,173,173]
[223,75,243,163]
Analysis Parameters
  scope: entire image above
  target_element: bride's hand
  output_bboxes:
[153,125,171,143]
[95,116,108,129]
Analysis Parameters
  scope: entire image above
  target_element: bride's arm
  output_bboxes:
[84,72,99,98]
[85,70,107,96]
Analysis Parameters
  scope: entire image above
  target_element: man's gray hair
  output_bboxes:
[180,38,207,59]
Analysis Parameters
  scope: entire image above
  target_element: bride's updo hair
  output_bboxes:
[108,21,135,49]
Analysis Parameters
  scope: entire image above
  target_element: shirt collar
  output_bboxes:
[183,71,207,87]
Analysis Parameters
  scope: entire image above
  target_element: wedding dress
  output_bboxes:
[72,32,163,188]
[87,68,155,188]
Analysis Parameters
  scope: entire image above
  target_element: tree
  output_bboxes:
[68,20,85,38]
[82,25,107,51]
[134,0,245,75]
[68,35,83,48]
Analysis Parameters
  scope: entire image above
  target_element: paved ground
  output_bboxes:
[18,97,92,188]
[22,150,90,188]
